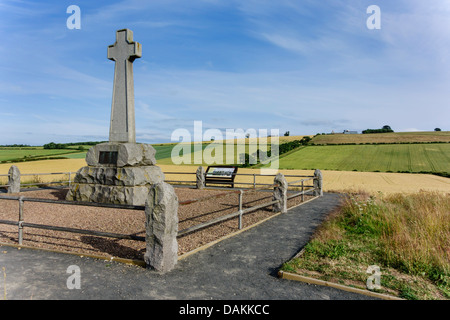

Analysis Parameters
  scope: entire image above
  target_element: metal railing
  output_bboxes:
[176,179,317,237]
[287,177,316,202]
[1,170,314,192]
[0,179,318,246]
[177,184,279,237]
[164,171,314,189]
[0,195,146,246]
[0,172,74,189]
[0,173,11,188]
[0,168,320,249]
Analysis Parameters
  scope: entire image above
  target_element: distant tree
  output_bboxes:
[43,142,67,149]
[238,153,255,167]
[0,144,31,147]
[238,138,311,167]
[300,136,312,145]
[362,125,394,134]
[43,142,56,149]
[434,128,442,131]
[284,131,290,136]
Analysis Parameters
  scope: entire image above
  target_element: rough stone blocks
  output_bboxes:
[314,169,323,197]
[85,142,156,167]
[196,166,205,189]
[7,165,21,194]
[273,173,288,213]
[66,143,164,206]
[144,182,179,272]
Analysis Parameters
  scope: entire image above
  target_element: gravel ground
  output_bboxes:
[0,187,313,261]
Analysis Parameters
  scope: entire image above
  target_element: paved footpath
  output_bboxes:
[0,193,376,301]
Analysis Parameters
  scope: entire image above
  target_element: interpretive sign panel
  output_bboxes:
[205,166,238,188]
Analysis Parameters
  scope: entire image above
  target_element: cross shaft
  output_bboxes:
[107,29,142,143]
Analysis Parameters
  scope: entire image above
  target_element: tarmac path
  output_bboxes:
[0,193,376,303]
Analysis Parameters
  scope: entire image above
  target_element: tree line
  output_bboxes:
[239,136,312,167]
[43,141,106,149]
[362,125,394,134]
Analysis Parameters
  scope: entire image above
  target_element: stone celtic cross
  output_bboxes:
[107,29,142,143]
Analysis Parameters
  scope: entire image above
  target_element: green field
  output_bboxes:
[311,131,450,145]
[156,142,250,165]
[275,143,450,174]
[63,144,181,161]
[63,152,88,159]
[2,132,449,175]
[0,147,80,162]
[0,144,185,163]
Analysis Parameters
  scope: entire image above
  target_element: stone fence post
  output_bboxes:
[196,166,205,189]
[273,173,288,213]
[144,182,179,273]
[314,169,323,197]
[8,165,21,194]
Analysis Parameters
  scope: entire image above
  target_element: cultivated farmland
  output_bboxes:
[3,160,449,195]
[0,144,178,163]
[311,131,450,145]
[276,143,450,174]
[0,147,80,162]
[157,141,267,166]
[1,131,449,195]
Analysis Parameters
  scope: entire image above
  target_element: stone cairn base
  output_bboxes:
[66,142,164,206]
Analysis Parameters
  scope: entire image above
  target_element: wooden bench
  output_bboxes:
[205,166,238,188]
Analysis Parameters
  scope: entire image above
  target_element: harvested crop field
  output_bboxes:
[3,161,449,196]
[0,187,313,262]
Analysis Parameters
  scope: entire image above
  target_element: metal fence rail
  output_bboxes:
[0,173,10,188]
[0,195,146,245]
[176,180,317,237]
[0,169,320,249]
[164,171,315,189]
[178,198,280,237]
[0,171,74,188]
[287,176,315,201]
[176,183,283,236]
[179,189,241,206]
[1,169,315,190]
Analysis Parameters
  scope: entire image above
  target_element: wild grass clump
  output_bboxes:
[379,192,449,290]
[283,190,450,299]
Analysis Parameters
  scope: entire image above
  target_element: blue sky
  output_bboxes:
[0,0,449,145]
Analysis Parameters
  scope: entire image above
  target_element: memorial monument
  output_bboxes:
[66,29,165,206]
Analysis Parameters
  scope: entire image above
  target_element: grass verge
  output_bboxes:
[281,191,450,300]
